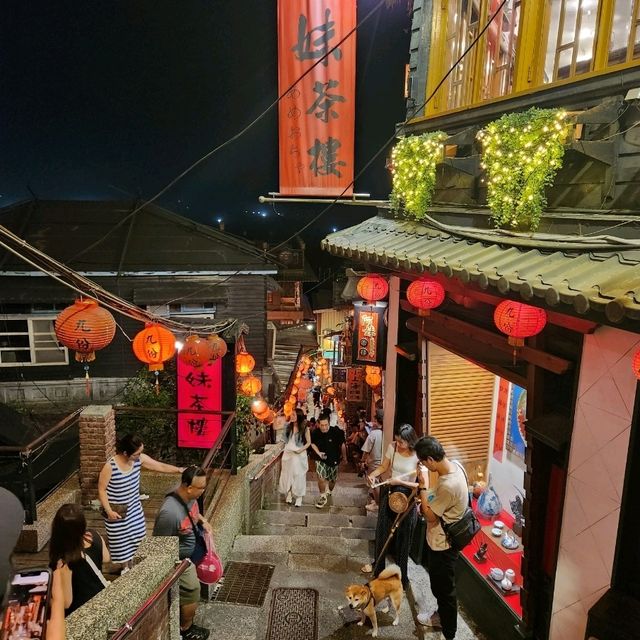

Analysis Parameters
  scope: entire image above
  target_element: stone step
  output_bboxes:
[253,509,376,530]
[265,492,366,508]
[262,501,367,516]
[251,523,376,540]
[233,534,371,558]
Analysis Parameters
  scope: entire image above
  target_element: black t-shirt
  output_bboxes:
[311,426,345,466]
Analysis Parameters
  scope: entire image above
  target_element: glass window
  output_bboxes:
[543,0,597,82]
[480,0,521,100]
[444,0,482,110]
[608,0,640,66]
[0,317,68,366]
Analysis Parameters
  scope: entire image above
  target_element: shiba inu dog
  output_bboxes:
[344,564,403,637]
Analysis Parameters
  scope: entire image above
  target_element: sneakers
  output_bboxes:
[285,491,293,505]
[294,496,303,507]
[181,624,210,640]
[416,611,441,629]
[315,493,328,509]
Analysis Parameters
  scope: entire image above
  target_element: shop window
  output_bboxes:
[445,0,482,110]
[480,0,521,100]
[543,0,597,82]
[0,317,68,366]
[608,0,640,67]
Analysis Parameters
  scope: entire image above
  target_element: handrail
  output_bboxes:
[108,559,189,640]
[0,408,83,454]
[249,446,284,482]
[201,411,236,470]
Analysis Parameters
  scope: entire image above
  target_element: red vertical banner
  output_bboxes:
[493,378,510,461]
[177,357,222,449]
[278,0,356,196]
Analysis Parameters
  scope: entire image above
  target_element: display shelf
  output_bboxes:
[460,500,523,618]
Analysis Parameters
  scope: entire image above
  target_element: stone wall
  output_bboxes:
[66,537,180,640]
[78,405,116,504]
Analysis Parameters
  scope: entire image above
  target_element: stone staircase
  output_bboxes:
[232,471,374,573]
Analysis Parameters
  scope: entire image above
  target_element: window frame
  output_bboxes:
[0,315,69,367]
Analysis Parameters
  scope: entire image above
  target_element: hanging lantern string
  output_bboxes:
[0,226,237,336]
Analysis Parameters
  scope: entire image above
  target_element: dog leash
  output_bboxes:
[371,487,418,576]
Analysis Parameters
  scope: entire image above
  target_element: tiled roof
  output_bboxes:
[321,215,640,324]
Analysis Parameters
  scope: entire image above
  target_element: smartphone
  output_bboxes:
[1,569,51,640]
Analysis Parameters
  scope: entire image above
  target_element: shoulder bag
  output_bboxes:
[440,462,481,551]
[170,493,208,565]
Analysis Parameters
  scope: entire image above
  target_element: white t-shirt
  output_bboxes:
[385,443,418,478]
[426,463,469,551]
[361,429,383,466]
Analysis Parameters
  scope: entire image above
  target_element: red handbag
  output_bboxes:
[196,532,224,585]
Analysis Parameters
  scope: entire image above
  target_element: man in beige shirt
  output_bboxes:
[415,436,468,640]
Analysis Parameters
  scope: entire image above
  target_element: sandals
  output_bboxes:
[360,563,373,573]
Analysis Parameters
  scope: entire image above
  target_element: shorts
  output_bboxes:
[179,561,201,605]
[316,460,339,483]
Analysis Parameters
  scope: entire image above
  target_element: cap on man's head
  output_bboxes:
[0,488,25,606]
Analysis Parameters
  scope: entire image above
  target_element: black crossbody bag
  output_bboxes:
[169,492,208,565]
[441,462,481,551]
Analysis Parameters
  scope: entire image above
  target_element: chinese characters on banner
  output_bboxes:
[492,377,510,462]
[278,0,355,195]
[351,302,388,367]
[177,357,222,449]
[346,366,365,403]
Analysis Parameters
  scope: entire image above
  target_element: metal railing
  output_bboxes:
[107,559,189,640]
[0,408,83,524]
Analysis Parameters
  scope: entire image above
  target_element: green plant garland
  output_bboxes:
[478,107,571,231]
[235,393,258,469]
[389,131,447,220]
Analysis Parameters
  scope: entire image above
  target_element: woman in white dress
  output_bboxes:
[279,411,311,507]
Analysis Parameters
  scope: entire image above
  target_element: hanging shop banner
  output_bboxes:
[278,0,356,196]
[346,366,365,403]
[492,377,510,462]
[351,302,387,367]
[177,357,222,449]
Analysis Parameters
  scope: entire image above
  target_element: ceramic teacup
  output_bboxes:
[490,567,504,581]
[505,569,516,582]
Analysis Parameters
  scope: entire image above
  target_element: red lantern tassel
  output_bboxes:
[154,370,160,396]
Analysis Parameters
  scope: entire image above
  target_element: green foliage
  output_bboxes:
[235,394,258,470]
[478,108,571,231]
[116,366,201,466]
[389,131,447,220]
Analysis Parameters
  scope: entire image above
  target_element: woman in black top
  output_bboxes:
[49,503,110,616]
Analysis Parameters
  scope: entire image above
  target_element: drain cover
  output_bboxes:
[265,588,318,640]
[211,562,274,607]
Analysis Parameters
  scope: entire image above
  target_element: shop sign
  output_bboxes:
[177,357,222,449]
[346,366,365,403]
[277,0,356,195]
[352,302,387,367]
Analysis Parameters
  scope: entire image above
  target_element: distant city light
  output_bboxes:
[216,217,223,223]
[261,211,267,218]
[332,227,338,232]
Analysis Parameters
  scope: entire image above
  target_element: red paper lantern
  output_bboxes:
[133,323,176,371]
[407,278,445,315]
[494,300,547,347]
[366,372,382,387]
[357,274,389,302]
[55,299,116,363]
[236,352,256,375]
[179,335,213,368]
[632,350,640,380]
[283,401,294,416]
[240,375,262,396]
[252,398,268,416]
[208,335,228,361]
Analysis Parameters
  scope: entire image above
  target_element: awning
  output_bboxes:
[321,215,640,324]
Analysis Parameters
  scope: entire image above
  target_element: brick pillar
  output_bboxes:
[79,405,116,504]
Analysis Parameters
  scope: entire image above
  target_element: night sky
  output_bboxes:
[1,1,412,253]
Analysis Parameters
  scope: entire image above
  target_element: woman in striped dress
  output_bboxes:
[98,434,184,572]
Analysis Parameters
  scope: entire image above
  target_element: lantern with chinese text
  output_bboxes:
[133,323,176,371]
[494,301,547,347]
[240,375,262,396]
[179,335,213,368]
[632,349,640,380]
[407,278,445,315]
[208,335,228,361]
[357,274,389,302]
[55,299,116,364]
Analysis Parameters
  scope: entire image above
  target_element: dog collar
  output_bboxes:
[355,583,373,610]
